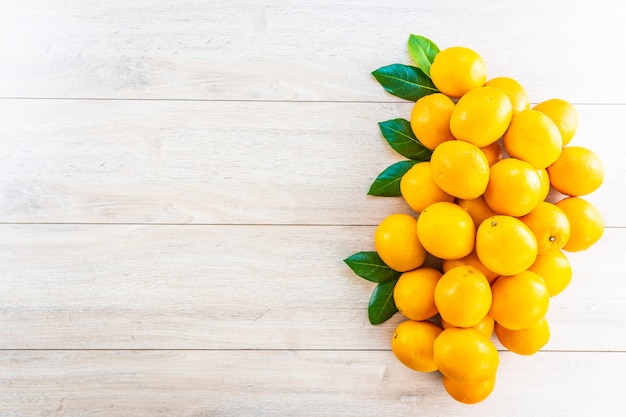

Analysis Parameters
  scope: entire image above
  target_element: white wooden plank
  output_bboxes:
[1,224,624,350]
[1,100,622,226]
[0,350,623,417]
[1,0,625,103]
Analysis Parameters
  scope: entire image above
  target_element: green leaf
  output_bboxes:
[379,118,433,161]
[371,64,438,101]
[367,160,418,197]
[344,252,401,283]
[368,277,399,325]
[408,34,440,77]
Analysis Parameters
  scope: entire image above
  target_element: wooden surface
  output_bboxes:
[2,1,625,415]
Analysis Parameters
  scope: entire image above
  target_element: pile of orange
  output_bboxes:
[374,44,605,403]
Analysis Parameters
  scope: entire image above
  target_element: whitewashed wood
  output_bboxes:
[1,100,621,226]
[0,350,623,417]
[1,0,625,103]
[1,224,624,350]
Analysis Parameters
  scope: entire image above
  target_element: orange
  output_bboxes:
[490,271,550,330]
[503,109,562,169]
[485,76,530,114]
[442,374,496,404]
[449,86,513,147]
[536,168,551,202]
[442,250,499,284]
[400,162,454,213]
[555,197,604,252]
[429,140,490,199]
[374,213,426,272]
[391,320,442,372]
[410,93,456,150]
[519,201,571,255]
[476,215,538,276]
[494,317,550,356]
[456,195,497,229]
[533,98,578,146]
[528,250,572,297]
[441,314,495,339]
[434,266,492,328]
[483,158,542,217]
[394,267,442,321]
[480,141,503,166]
[433,328,499,383]
[417,202,476,260]
[430,46,487,98]
[547,146,605,196]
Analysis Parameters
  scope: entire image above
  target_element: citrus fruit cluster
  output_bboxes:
[345,34,605,404]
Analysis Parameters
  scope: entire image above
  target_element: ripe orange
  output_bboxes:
[533,98,578,146]
[417,202,476,260]
[555,197,604,252]
[450,86,513,147]
[519,202,571,255]
[485,76,530,114]
[456,195,497,229]
[441,314,495,339]
[442,374,496,404]
[490,271,550,330]
[528,250,573,297]
[480,141,503,166]
[433,328,499,384]
[410,93,456,150]
[483,158,542,217]
[374,213,426,272]
[394,267,442,321]
[434,266,492,328]
[391,320,442,372]
[476,215,538,276]
[503,109,562,168]
[442,250,499,284]
[400,162,454,213]
[429,140,490,199]
[494,317,550,356]
[430,46,487,98]
[547,146,605,196]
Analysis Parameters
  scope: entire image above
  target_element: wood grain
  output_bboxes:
[2,0,625,103]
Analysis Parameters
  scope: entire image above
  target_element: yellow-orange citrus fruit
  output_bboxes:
[429,140,490,199]
[476,215,538,276]
[528,250,573,297]
[374,213,426,272]
[555,197,604,252]
[442,374,496,405]
[519,202,571,255]
[484,158,542,217]
[503,109,562,168]
[485,76,530,114]
[495,317,550,356]
[417,202,476,260]
[547,146,605,197]
[441,314,495,339]
[533,98,578,146]
[456,195,497,229]
[433,328,499,383]
[490,271,550,330]
[400,162,454,213]
[391,320,442,372]
[394,267,442,321]
[442,250,499,284]
[450,86,513,147]
[430,46,487,98]
[480,141,503,166]
[434,266,492,328]
[536,168,551,202]
[410,93,456,150]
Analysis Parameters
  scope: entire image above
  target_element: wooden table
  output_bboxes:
[2,1,625,415]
